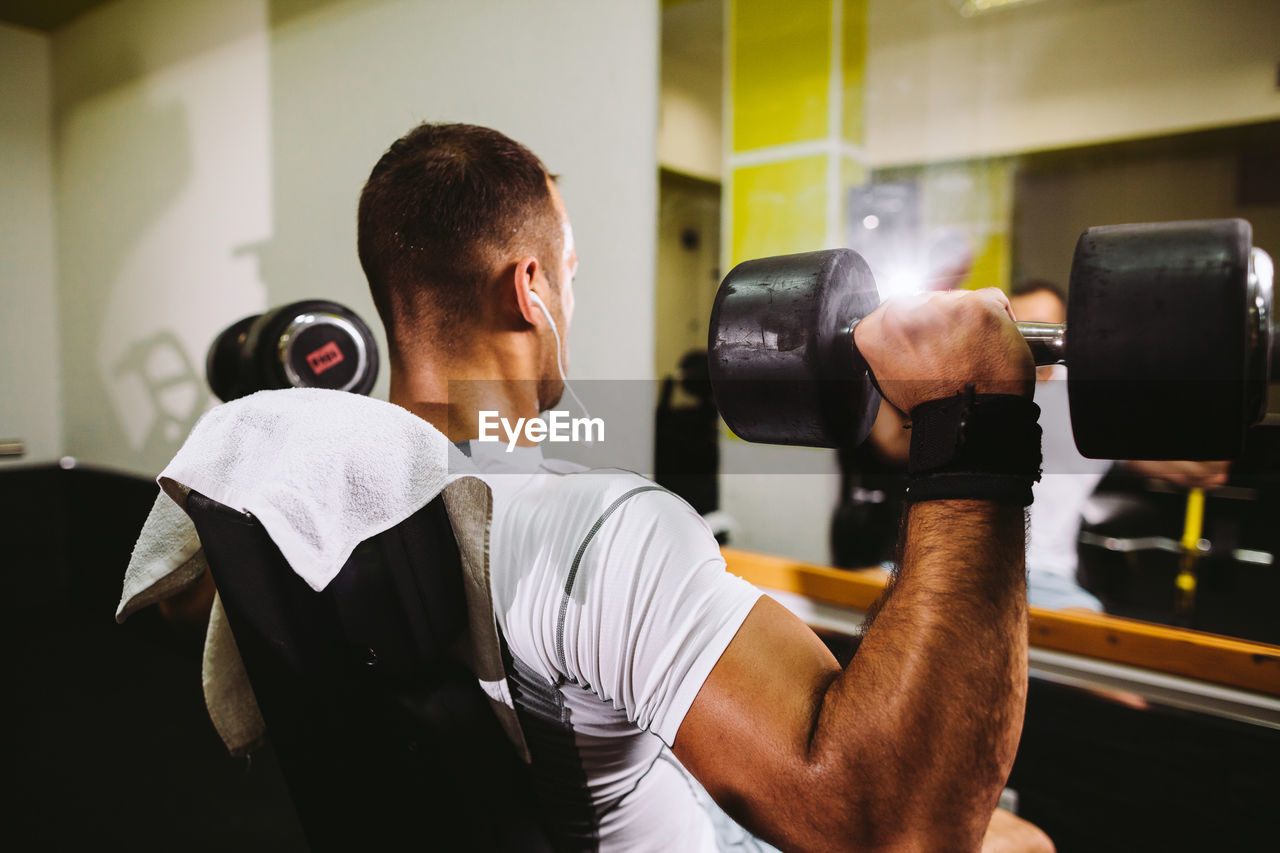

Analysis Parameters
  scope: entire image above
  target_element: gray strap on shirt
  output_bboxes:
[555,485,666,677]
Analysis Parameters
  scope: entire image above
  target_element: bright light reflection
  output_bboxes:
[875,262,928,301]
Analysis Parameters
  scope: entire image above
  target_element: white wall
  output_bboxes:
[262,0,658,385]
[659,0,722,180]
[656,0,1280,169]
[721,447,841,565]
[51,0,659,476]
[53,0,272,475]
[660,54,722,181]
[866,0,1280,166]
[0,23,62,467]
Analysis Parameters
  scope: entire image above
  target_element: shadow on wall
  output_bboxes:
[58,89,200,472]
[54,0,272,475]
[111,329,210,450]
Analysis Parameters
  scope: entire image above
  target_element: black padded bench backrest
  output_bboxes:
[186,490,548,851]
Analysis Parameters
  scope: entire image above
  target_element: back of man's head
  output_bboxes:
[357,123,561,353]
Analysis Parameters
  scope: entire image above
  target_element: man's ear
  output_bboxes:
[510,254,544,327]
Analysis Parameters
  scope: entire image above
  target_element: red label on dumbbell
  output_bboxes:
[306,341,345,376]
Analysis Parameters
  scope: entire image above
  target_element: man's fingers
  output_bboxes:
[853,286,1034,412]
[970,286,1017,323]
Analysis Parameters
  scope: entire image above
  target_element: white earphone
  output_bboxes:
[528,290,558,339]
[529,290,590,418]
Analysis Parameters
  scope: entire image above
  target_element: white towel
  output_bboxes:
[115,489,206,623]
[116,388,528,760]
[156,387,472,591]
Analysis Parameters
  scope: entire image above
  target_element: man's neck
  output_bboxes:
[389,346,544,445]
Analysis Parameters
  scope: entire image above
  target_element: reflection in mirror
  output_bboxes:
[656,0,1280,650]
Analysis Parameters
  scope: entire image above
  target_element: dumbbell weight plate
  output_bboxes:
[708,249,882,448]
[247,300,379,397]
[276,310,371,393]
[206,314,260,403]
[207,300,380,402]
[1244,245,1275,428]
[1067,219,1255,460]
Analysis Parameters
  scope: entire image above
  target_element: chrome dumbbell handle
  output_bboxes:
[1016,322,1067,366]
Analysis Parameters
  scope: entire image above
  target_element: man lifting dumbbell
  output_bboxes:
[347,123,1053,851]
[679,285,1043,849]
[149,122,1051,850]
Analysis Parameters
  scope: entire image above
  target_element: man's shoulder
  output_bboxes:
[552,466,680,512]
[506,464,698,535]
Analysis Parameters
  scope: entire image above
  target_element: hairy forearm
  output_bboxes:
[802,500,1028,849]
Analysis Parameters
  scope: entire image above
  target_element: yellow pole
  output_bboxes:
[1180,487,1205,551]
[1175,487,1205,613]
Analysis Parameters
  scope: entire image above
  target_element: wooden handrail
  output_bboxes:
[721,547,1280,697]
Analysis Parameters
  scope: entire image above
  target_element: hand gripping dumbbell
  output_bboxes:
[206,300,380,402]
[708,219,1275,460]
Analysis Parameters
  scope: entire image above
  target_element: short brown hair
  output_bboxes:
[357,123,561,344]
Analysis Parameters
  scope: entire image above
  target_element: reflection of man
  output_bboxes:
[1008,280,1227,610]
[842,277,1226,612]
[654,350,720,519]
[831,238,978,569]
[1011,280,1110,609]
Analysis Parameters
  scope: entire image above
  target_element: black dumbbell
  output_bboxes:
[206,300,379,402]
[708,219,1275,460]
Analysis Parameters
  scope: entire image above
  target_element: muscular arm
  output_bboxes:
[676,288,1035,851]
[675,501,1026,851]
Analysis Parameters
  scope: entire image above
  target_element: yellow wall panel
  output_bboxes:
[731,155,829,264]
[731,0,831,152]
[967,231,1011,292]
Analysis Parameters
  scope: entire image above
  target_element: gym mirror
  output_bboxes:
[656,0,1280,676]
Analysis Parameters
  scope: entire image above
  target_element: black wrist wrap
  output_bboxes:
[904,385,1042,507]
